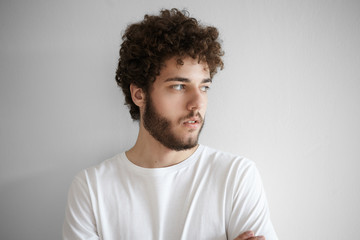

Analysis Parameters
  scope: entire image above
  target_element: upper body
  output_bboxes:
[63,145,277,240]
[63,8,277,240]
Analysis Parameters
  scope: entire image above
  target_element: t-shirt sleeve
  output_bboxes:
[227,161,278,240]
[62,172,99,240]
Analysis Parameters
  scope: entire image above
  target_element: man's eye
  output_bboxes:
[172,84,185,91]
[200,86,210,92]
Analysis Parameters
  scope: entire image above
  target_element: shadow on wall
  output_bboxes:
[0,168,71,240]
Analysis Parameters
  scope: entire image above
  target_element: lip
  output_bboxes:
[182,118,202,129]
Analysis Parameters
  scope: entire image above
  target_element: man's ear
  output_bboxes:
[130,83,146,108]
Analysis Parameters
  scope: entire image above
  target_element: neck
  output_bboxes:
[126,123,198,168]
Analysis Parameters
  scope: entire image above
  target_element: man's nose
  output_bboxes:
[186,88,206,111]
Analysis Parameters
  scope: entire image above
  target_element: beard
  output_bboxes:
[142,95,204,151]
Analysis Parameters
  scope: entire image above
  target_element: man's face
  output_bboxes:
[142,56,211,151]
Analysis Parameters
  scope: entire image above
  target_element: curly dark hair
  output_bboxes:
[115,8,224,120]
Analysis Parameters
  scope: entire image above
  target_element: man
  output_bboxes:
[63,8,278,240]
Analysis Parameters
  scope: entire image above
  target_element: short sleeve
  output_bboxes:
[62,172,99,240]
[227,162,278,240]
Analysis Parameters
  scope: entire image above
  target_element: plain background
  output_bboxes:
[1,0,360,239]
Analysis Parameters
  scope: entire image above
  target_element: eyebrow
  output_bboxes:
[164,77,212,83]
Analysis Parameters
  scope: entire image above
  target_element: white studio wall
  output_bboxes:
[1,0,360,239]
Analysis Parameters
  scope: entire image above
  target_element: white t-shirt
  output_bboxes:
[63,145,278,240]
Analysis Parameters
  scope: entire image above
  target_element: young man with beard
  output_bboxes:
[63,9,278,240]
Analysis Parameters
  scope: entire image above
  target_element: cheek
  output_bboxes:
[201,105,207,118]
[200,96,208,112]
[152,94,183,115]
[163,100,184,116]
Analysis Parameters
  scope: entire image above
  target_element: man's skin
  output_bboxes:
[235,231,265,240]
[126,56,209,168]
[126,56,265,240]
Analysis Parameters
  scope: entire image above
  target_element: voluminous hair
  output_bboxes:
[115,8,224,120]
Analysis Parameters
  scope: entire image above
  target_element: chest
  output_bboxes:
[90,171,232,240]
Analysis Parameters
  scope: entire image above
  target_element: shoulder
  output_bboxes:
[200,145,255,170]
[197,145,259,182]
[73,153,124,185]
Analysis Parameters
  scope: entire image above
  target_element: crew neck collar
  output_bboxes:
[120,145,204,176]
